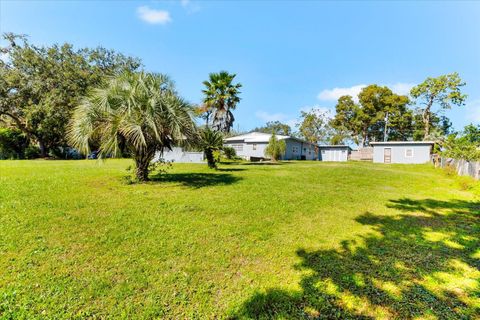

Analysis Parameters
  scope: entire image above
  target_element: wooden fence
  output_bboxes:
[350,147,373,161]
[436,157,480,180]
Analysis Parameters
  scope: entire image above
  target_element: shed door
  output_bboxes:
[334,150,340,161]
[384,148,392,163]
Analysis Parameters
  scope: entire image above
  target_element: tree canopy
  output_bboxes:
[0,33,141,157]
[253,121,292,136]
[297,108,331,144]
[331,85,412,146]
[410,73,466,139]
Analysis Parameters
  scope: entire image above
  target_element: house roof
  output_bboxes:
[224,132,314,145]
[318,145,352,150]
[369,141,435,146]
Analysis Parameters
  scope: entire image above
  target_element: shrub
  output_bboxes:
[198,128,224,169]
[223,146,236,159]
[443,164,456,176]
[265,132,286,161]
[441,134,480,162]
[0,128,29,159]
[24,146,41,159]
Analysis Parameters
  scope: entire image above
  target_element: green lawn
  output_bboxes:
[0,160,479,319]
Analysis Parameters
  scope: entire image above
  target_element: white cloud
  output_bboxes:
[137,6,172,24]
[465,99,480,123]
[390,83,415,96]
[180,0,200,13]
[317,84,367,102]
[317,82,416,102]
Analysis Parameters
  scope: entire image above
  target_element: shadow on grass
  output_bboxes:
[216,168,246,172]
[233,198,480,319]
[241,161,292,166]
[150,172,242,188]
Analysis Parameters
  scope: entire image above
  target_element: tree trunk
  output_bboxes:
[134,149,155,182]
[423,99,433,140]
[38,139,48,158]
[205,149,216,169]
[361,128,368,147]
[423,109,430,140]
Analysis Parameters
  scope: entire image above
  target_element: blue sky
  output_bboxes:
[1,0,479,132]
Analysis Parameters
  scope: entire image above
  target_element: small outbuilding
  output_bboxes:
[318,145,351,162]
[370,141,435,164]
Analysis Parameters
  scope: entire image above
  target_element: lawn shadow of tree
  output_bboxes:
[241,161,293,166]
[216,168,246,172]
[149,172,242,188]
[233,198,480,319]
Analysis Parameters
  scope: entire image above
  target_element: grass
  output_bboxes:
[0,159,479,319]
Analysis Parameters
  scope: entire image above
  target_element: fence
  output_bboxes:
[153,147,204,163]
[350,147,373,161]
[436,157,480,180]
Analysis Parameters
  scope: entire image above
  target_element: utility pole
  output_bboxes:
[384,111,389,142]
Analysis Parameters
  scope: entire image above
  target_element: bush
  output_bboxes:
[443,164,456,176]
[265,132,286,161]
[24,146,41,159]
[213,150,222,163]
[0,128,29,159]
[441,134,480,162]
[223,146,236,159]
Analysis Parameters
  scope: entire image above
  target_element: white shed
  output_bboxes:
[370,141,434,164]
[318,145,351,162]
[153,147,204,163]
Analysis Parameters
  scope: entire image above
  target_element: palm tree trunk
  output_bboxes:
[134,149,155,181]
[205,149,216,169]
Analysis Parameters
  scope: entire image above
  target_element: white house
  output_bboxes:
[224,132,318,161]
[318,145,351,162]
[370,141,435,164]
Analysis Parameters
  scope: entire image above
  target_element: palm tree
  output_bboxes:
[198,128,224,169]
[202,71,242,133]
[68,71,197,181]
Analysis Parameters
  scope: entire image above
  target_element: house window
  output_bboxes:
[303,148,307,152]
[252,144,257,150]
[405,148,413,157]
[292,146,299,153]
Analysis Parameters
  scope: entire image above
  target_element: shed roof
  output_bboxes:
[318,145,352,150]
[369,141,435,146]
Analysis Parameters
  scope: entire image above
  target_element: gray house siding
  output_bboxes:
[372,143,432,164]
[284,140,317,160]
[225,138,317,160]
